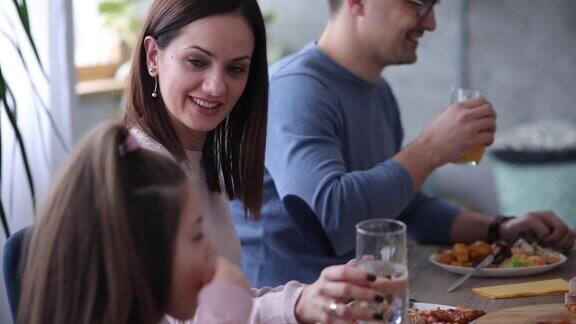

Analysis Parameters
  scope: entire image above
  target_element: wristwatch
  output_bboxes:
[487,215,514,242]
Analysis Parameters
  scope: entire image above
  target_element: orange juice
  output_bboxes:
[454,146,486,165]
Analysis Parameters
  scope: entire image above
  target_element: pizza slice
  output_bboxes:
[409,306,486,324]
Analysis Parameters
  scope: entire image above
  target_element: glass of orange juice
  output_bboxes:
[451,87,487,166]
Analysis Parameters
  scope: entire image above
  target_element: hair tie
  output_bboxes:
[119,134,140,156]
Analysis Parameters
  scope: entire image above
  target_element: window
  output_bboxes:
[72,0,148,96]
[73,0,119,67]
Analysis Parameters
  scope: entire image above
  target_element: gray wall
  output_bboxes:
[257,0,576,214]
[259,0,328,54]
[73,95,122,140]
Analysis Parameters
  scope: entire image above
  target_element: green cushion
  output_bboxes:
[494,161,576,230]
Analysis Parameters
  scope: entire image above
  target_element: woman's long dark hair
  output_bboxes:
[122,0,268,219]
[18,122,188,324]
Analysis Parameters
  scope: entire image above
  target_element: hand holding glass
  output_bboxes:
[356,219,408,323]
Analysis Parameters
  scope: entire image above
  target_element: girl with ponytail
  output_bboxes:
[18,122,252,324]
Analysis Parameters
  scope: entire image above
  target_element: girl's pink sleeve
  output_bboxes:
[192,282,253,324]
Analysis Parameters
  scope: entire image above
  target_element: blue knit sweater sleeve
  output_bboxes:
[398,192,461,244]
[266,74,418,256]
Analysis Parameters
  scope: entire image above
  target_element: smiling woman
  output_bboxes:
[122,0,269,219]
[121,1,287,322]
[142,13,255,147]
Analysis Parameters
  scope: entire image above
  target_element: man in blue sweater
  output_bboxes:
[231,0,575,288]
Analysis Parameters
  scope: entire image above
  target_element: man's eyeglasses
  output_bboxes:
[406,0,438,18]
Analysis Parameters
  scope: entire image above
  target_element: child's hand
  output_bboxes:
[211,256,251,292]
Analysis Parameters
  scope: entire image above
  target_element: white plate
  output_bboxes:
[412,302,454,310]
[428,253,567,277]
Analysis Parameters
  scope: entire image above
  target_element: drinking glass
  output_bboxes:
[356,219,408,324]
[451,87,487,165]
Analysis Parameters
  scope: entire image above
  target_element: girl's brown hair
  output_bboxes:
[18,122,188,324]
[122,0,268,218]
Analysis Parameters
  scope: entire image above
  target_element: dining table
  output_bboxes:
[408,244,575,312]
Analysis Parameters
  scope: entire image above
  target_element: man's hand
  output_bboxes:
[395,97,496,190]
[499,211,576,250]
[418,97,497,167]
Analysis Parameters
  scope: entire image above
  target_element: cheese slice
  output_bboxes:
[472,279,568,299]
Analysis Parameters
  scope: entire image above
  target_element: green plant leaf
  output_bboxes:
[11,0,45,77]
[99,0,144,50]
[1,67,5,237]
[0,67,5,99]
[1,0,54,238]
[264,12,277,25]
[1,66,5,175]
[0,82,8,238]
[2,86,37,212]
[2,29,70,153]
[0,200,9,238]
[99,2,126,14]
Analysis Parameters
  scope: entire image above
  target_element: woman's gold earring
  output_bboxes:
[148,68,158,98]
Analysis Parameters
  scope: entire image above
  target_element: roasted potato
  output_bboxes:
[452,243,468,256]
[435,252,455,264]
[439,241,495,267]
[456,253,469,263]
[469,241,492,261]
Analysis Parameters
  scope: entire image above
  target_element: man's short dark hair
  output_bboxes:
[328,0,343,13]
